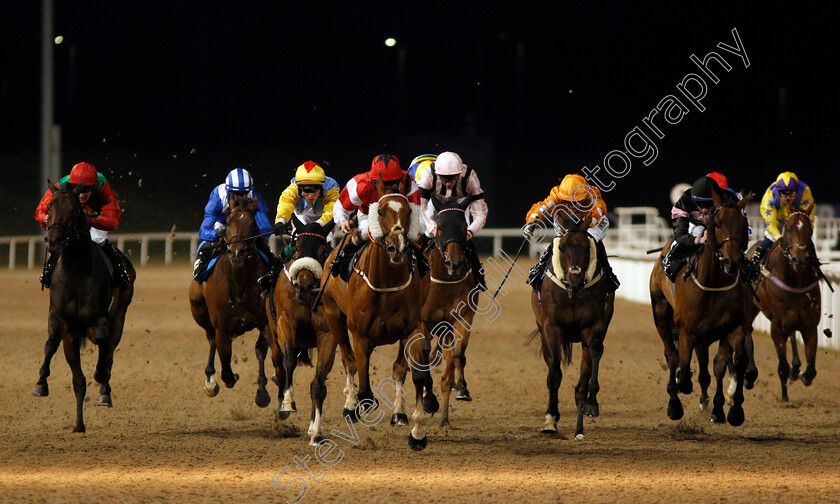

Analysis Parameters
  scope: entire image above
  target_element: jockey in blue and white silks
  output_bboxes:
[193,168,274,282]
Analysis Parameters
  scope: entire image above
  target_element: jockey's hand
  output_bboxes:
[340,220,353,234]
[695,230,708,245]
[467,230,474,241]
[273,220,287,236]
[523,221,538,237]
[215,226,226,239]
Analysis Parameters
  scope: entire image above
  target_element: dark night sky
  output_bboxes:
[1,2,838,234]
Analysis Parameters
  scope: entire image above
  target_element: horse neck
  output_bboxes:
[363,241,412,287]
[219,249,262,288]
[61,235,95,272]
[694,242,727,285]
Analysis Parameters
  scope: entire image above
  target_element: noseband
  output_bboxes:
[779,212,812,263]
[434,207,467,258]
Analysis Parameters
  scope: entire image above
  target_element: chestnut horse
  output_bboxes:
[320,173,436,451]
[33,183,135,432]
[530,214,614,440]
[265,216,339,445]
[189,195,271,408]
[746,211,821,401]
[421,194,478,427]
[650,191,753,425]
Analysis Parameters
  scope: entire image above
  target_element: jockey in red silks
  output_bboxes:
[34,162,130,288]
[331,154,427,275]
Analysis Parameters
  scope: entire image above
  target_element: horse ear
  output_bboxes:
[48,178,55,192]
[249,195,259,213]
[322,220,336,235]
[375,173,386,196]
[400,173,412,196]
[291,213,304,232]
[738,192,754,209]
[711,189,723,209]
[431,194,444,212]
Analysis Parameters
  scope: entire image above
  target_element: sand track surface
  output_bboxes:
[2,264,840,503]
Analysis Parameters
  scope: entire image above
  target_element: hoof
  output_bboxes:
[746,369,758,389]
[455,388,472,402]
[275,409,291,421]
[408,434,428,451]
[271,374,280,386]
[391,413,409,426]
[223,373,239,389]
[423,393,440,415]
[710,407,726,424]
[667,399,684,421]
[203,381,220,397]
[781,392,789,403]
[280,401,297,413]
[255,388,271,408]
[540,425,558,434]
[727,405,745,426]
[309,435,324,446]
[581,402,600,418]
[800,373,814,387]
[574,433,585,441]
[32,383,49,397]
[450,383,460,391]
[343,408,360,423]
[97,395,112,407]
[439,418,450,428]
[699,397,710,411]
[73,424,86,433]
[745,380,755,390]
[789,369,800,382]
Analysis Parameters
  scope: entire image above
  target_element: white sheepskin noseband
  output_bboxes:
[368,195,421,242]
[289,257,323,280]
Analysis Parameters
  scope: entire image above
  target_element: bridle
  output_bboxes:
[370,193,409,249]
[706,206,746,263]
[777,211,813,265]
[46,222,83,248]
[434,207,468,259]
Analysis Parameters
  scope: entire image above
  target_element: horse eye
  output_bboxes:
[378,209,384,217]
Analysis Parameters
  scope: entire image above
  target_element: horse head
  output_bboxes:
[431,193,470,276]
[372,173,419,263]
[287,214,334,303]
[556,212,592,300]
[45,182,88,253]
[709,190,753,277]
[781,211,814,272]
[223,194,259,267]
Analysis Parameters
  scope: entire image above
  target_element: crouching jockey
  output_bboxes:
[523,174,619,292]
[35,162,130,289]
[661,175,740,281]
[257,161,340,293]
[751,171,817,279]
[416,151,489,290]
[331,154,428,276]
[193,168,274,282]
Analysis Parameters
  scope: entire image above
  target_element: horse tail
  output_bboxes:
[561,340,573,367]
[526,326,573,367]
[298,349,314,368]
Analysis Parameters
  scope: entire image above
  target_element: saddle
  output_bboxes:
[339,242,370,282]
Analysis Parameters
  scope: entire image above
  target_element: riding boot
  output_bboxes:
[193,240,219,283]
[40,251,60,289]
[258,257,284,296]
[750,244,770,281]
[412,243,431,278]
[595,239,619,291]
[527,244,553,290]
[331,239,362,277]
[661,242,687,282]
[466,240,486,291]
[100,240,130,288]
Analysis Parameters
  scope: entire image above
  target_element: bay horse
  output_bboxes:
[650,191,753,425]
[320,173,436,451]
[264,216,340,445]
[33,183,135,432]
[746,211,821,401]
[530,213,614,440]
[420,194,478,427]
[189,195,271,408]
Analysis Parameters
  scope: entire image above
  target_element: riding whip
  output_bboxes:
[492,237,529,300]
[311,211,357,313]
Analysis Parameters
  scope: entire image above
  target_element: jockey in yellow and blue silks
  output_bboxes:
[750,171,816,276]
[193,168,274,282]
[408,154,437,182]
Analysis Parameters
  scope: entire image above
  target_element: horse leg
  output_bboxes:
[799,326,818,386]
[405,327,431,451]
[651,295,682,420]
[63,333,87,433]
[727,329,747,426]
[789,333,802,382]
[33,313,65,397]
[583,332,604,419]
[280,323,299,414]
[770,321,791,402]
[254,327,271,408]
[676,330,694,395]
[744,326,758,389]
[574,344,593,440]
[695,345,711,411]
[392,340,411,427]
[95,307,127,407]
[203,329,220,397]
[419,325,440,418]
[215,327,239,388]
[438,343,455,427]
[309,332,337,445]
[351,332,376,423]
[540,324,563,434]
[711,340,729,423]
[326,311,358,419]
[453,319,472,402]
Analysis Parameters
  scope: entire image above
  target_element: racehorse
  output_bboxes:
[650,191,753,425]
[189,194,271,408]
[530,213,614,440]
[264,216,340,445]
[320,174,436,451]
[33,183,135,432]
[420,194,479,427]
[746,211,822,401]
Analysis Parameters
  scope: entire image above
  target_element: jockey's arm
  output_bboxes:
[800,185,816,224]
[253,190,274,235]
[275,181,300,225]
[91,183,121,231]
[318,181,340,226]
[199,189,225,242]
[760,186,782,240]
[525,186,561,224]
[416,169,437,237]
[465,170,488,237]
[34,188,54,229]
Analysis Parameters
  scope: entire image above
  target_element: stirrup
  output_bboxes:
[257,274,272,295]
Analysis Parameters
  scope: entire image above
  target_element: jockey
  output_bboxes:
[257,161,340,293]
[523,174,619,291]
[193,168,274,282]
[660,175,739,281]
[751,171,816,275]
[416,151,489,290]
[35,162,130,288]
[408,154,437,181]
[331,154,427,276]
